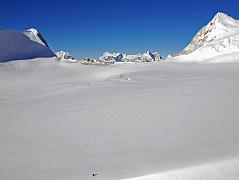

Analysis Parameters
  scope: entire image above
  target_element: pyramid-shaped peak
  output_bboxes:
[145,51,152,54]
[215,12,228,17]
[212,12,226,21]
[179,12,239,56]
[24,28,50,48]
[211,12,237,24]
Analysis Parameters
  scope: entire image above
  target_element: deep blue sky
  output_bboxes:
[1,0,239,58]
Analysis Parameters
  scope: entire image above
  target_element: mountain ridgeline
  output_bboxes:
[1,12,239,63]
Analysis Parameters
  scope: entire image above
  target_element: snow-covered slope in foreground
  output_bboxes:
[124,158,239,180]
[1,58,239,180]
[177,12,239,62]
[0,28,55,62]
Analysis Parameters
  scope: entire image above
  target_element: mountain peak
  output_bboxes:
[214,12,228,18]
[0,28,55,62]
[24,28,50,48]
[212,12,230,23]
[179,12,239,56]
[26,28,40,35]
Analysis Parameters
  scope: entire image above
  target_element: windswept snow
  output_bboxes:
[1,58,239,180]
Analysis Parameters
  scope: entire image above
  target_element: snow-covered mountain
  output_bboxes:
[56,51,74,60]
[0,28,55,62]
[99,51,162,62]
[152,52,162,61]
[177,12,239,62]
[99,52,123,62]
[24,28,50,48]
[141,51,156,62]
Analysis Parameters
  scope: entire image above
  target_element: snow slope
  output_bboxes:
[176,12,239,62]
[1,58,239,180]
[124,158,239,180]
[0,28,55,62]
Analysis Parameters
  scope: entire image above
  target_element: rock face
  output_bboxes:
[178,12,239,61]
[0,28,55,62]
[100,51,162,62]
[56,51,74,60]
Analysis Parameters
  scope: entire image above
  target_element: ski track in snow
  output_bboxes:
[1,58,239,180]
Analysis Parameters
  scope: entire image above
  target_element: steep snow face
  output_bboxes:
[177,12,239,62]
[180,12,239,55]
[56,51,74,60]
[24,28,50,47]
[0,28,55,62]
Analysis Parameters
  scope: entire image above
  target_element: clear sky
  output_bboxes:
[1,0,239,58]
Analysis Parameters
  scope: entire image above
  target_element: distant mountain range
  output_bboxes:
[99,51,162,62]
[55,51,163,63]
[1,12,239,63]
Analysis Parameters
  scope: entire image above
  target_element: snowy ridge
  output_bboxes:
[0,28,55,62]
[177,12,239,62]
[24,28,50,47]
